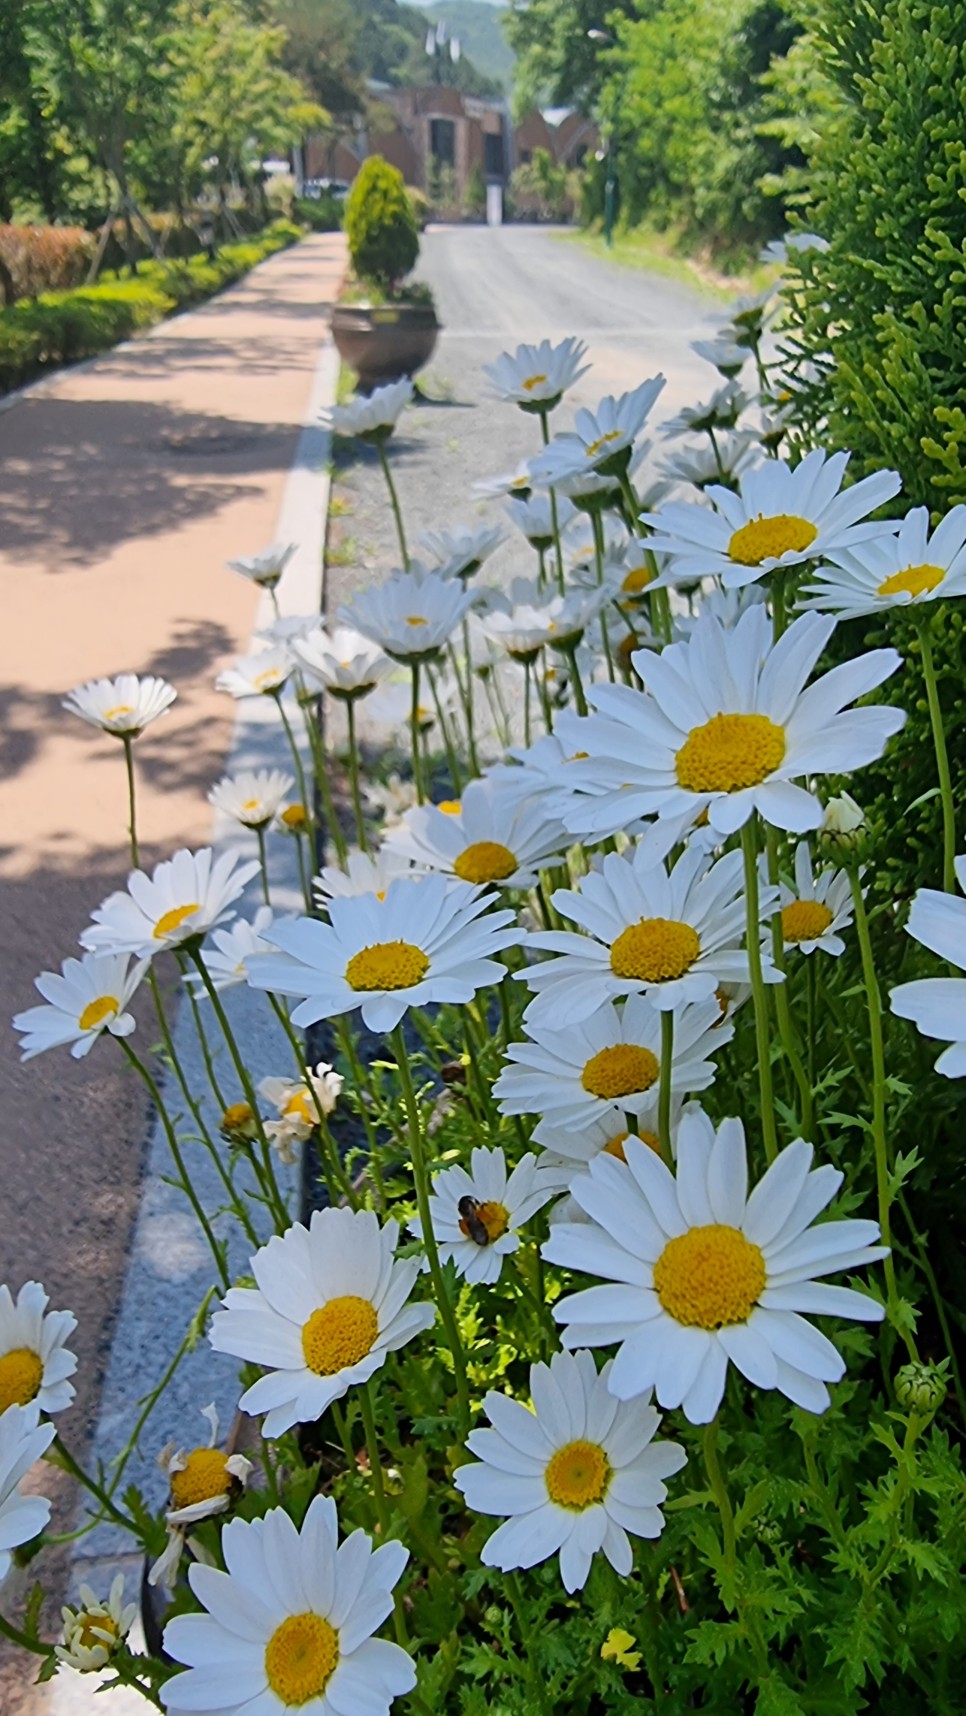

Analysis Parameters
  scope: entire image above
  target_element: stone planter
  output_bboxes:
[331,300,439,391]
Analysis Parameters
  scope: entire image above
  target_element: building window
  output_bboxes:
[484,132,505,178]
[430,118,456,167]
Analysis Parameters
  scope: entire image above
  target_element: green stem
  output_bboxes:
[300,694,349,868]
[345,696,368,852]
[848,868,917,1361]
[505,1571,544,1708]
[391,1025,471,1435]
[119,1036,230,1288]
[460,616,480,777]
[267,994,355,1206]
[740,817,778,1164]
[275,694,313,844]
[293,827,313,914]
[765,827,814,1137]
[335,1017,387,1210]
[561,642,588,716]
[410,660,426,803]
[538,408,566,594]
[51,1433,144,1539]
[523,659,533,747]
[255,824,271,906]
[703,1418,770,1681]
[378,443,409,571]
[658,1010,674,1166]
[0,1609,51,1660]
[428,661,464,796]
[121,732,139,868]
[915,612,957,893]
[359,1381,390,1536]
[108,1290,217,1498]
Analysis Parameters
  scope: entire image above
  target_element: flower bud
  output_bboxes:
[819,792,867,857]
[895,1360,947,1414]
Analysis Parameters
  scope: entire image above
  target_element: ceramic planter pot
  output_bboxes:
[331,301,439,390]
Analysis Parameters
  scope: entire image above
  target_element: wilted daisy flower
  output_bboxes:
[149,1403,254,1591]
[494,994,731,1135]
[418,523,505,580]
[186,905,276,994]
[509,493,576,551]
[384,777,569,890]
[226,542,296,591]
[208,768,294,830]
[800,505,966,619]
[56,1573,137,1672]
[473,459,534,503]
[259,1063,344,1163]
[723,287,777,348]
[563,605,905,842]
[82,847,259,959]
[891,857,966,1076]
[216,647,294,699]
[321,376,413,442]
[276,802,310,837]
[777,842,855,956]
[483,336,589,412]
[14,950,148,1060]
[546,1108,886,1423]
[364,772,419,827]
[454,1349,685,1593]
[661,382,750,439]
[63,673,177,737]
[658,430,762,491]
[210,1207,435,1436]
[531,379,666,486]
[341,570,475,662]
[532,1107,681,1199]
[520,844,777,1028]
[691,335,749,376]
[161,1497,416,1716]
[0,1281,77,1416]
[644,449,901,590]
[290,625,391,699]
[247,873,519,1032]
[313,847,417,909]
[0,1404,55,1583]
[410,1146,554,1284]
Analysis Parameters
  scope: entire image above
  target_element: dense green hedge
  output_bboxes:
[0,220,301,395]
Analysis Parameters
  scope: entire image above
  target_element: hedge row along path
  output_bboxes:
[0,231,346,1716]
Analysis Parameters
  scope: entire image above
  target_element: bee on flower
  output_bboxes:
[149,1404,253,1590]
[56,1574,138,1672]
[410,1146,555,1284]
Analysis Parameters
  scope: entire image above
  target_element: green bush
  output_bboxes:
[295,194,343,233]
[344,156,419,293]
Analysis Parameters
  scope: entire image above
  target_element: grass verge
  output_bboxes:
[559,223,778,304]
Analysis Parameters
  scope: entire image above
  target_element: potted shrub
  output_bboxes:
[332,156,439,390]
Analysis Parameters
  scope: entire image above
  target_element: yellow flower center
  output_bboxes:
[344,940,429,991]
[459,1200,509,1242]
[103,704,135,722]
[781,899,834,943]
[675,712,785,793]
[653,1223,765,1329]
[622,564,651,593]
[265,1613,339,1707]
[301,1296,378,1375]
[602,1131,630,1160]
[169,1447,233,1510]
[728,513,818,566]
[437,799,462,814]
[78,994,119,1031]
[254,669,282,690]
[877,561,945,599]
[281,804,308,830]
[545,1439,611,1510]
[452,840,518,884]
[610,917,700,983]
[75,1611,119,1652]
[242,798,262,814]
[405,615,428,627]
[586,429,622,458]
[153,901,200,940]
[283,1090,314,1123]
[0,1348,43,1413]
[581,1044,660,1100]
[221,1101,253,1133]
[521,372,548,391]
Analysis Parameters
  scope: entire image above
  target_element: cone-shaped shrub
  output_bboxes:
[345,156,420,294]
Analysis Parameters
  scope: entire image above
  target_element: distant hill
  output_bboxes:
[402,0,515,92]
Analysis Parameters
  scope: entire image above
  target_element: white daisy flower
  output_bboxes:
[777,842,855,956]
[800,504,966,618]
[454,1349,685,1593]
[186,906,277,994]
[0,1281,77,1417]
[208,768,295,830]
[291,626,392,700]
[661,382,750,440]
[658,431,762,492]
[508,493,577,551]
[259,1063,344,1163]
[320,376,414,442]
[410,1146,554,1284]
[210,1207,435,1436]
[341,571,475,662]
[483,714,601,810]
[520,843,778,1028]
[149,1404,254,1591]
[643,449,901,591]
[532,1108,678,1198]
[472,459,534,502]
[363,772,419,827]
[56,1572,138,1671]
[672,584,767,637]
[216,647,294,699]
[482,337,589,411]
[541,469,622,511]
[82,847,259,960]
[481,580,607,660]
[63,673,177,737]
[760,232,829,265]
[247,873,520,1033]
[226,543,296,591]
[530,379,666,487]
[257,613,320,645]
[14,950,148,1060]
[890,856,966,1076]
[563,605,905,842]
[313,847,418,908]
[161,1496,415,1715]
[0,1404,55,1584]
[384,776,570,890]
[418,523,505,581]
[545,1107,886,1423]
[494,994,732,1135]
[690,336,749,377]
